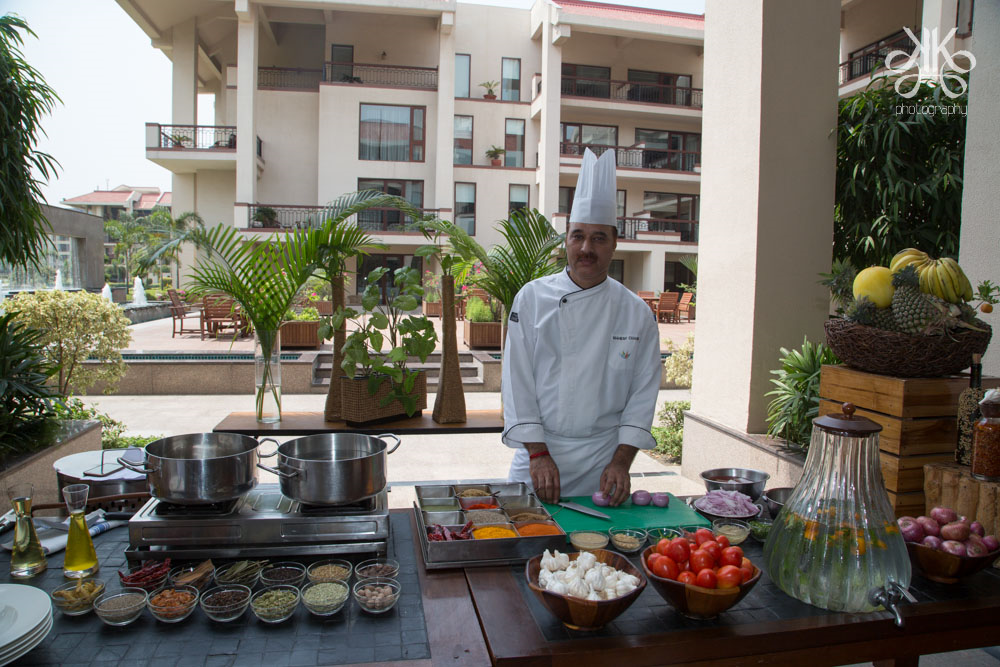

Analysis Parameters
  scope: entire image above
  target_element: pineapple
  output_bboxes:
[891,265,939,334]
[847,297,899,331]
[872,306,899,332]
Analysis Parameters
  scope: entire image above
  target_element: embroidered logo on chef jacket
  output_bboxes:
[619,350,630,360]
[510,312,518,323]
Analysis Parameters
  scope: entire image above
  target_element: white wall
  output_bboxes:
[258,23,324,69]
[325,13,440,67]
[561,32,704,89]
[256,90,320,205]
[840,0,921,59]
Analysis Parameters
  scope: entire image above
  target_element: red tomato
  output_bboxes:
[653,555,680,581]
[717,565,742,589]
[716,534,731,549]
[694,528,715,545]
[695,568,717,589]
[677,571,696,585]
[741,557,753,570]
[656,538,672,557]
[740,564,754,584]
[690,549,714,573]
[647,552,663,570]
[678,559,691,572]
[720,546,744,567]
[700,540,722,563]
[666,537,691,564]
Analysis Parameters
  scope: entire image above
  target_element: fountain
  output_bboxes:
[101,284,113,301]
[54,269,63,291]
[132,277,148,306]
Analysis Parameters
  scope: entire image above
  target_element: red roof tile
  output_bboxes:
[553,0,704,30]
[62,190,132,205]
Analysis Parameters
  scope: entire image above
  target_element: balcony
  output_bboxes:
[618,216,698,244]
[323,62,438,90]
[243,204,432,234]
[561,76,702,108]
[258,67,323,90]
[838,30,914,87]
[561,142,700,173]
[145,123,262,173]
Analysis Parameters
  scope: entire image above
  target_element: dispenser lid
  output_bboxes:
[813,403,882,436]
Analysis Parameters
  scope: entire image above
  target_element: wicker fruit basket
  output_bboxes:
[824,318,992,378]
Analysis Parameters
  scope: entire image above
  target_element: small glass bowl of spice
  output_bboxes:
[353,577,400,614]
[169,560,215,591]
[300,580,350,617]
[569,530,610,551]
[260,561,306,588]
[609,528,647,554]
[251,584,300,624]
[199,584,252,623]
[306,559,353,584]
[51,578,105,616]
[147,584,199,623]
[355,557,400,580]
[215,559,268,588]
[712,518,750,545]
[118,561,170,592]
[94,588,148,626]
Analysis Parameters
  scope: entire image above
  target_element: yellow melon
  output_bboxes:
[853,266,895,308]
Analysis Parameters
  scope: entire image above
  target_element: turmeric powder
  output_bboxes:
[473,526,517,539]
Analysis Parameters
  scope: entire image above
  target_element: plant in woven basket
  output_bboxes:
[765,337,840,449]
[332,266,437,417]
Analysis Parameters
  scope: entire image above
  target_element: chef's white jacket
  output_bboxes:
[502,269,661,496]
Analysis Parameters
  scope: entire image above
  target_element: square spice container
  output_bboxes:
[415,485,455,501]
[513,520,564,538]
[418,498,461,513]
[462,508,508,526]
[458,495,500,510]
[500,494,546,512]
[490,482,530,496]
[422,511,465,526]
[453,483,492,498]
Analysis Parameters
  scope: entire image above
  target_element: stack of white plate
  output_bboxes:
[0,584,53,666]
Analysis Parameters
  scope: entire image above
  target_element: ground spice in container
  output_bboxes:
[465,510,507,525]
[309,564,350,581]
[466,502,499,510]
[972,390,1000,481]
[507,511,548,523]
[303,582,348,607]
[96,592,145,623]
[457,489,490,497]
[473,526,517,539]
[516,523,561,537]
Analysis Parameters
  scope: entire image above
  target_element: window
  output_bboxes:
[504,118,525,167]
[501,58,521,101]
[664,260,695,292]
[957,0,974,36]
[561,123,618,153]
[356,179,423,231]
[509,185,529,215]
[455,183,476,235]
[644,191,699,242]
[329,44,354,83]
[635,129,701,171]
[454,116,473,165]
[455,54,471,98]
[609,259,624,284]
[562,63,611,98]
[628,69,693,105]
[359,104,425,162]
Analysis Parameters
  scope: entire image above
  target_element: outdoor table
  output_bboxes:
[212,409,505,436]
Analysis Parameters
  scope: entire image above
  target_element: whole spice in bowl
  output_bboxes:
[200,584,252,623]
[609,528,647,554]
[51,578,105,616]
[353,577,400,614]
[355,558,400,580]
[251,585,300,623]
[307,559,352,583]
[169,560,215,590]
[301,581,349,616]
[118,559,171,591]
[215,559,268,587]
[260,561,306,587]
[148,585,199,623]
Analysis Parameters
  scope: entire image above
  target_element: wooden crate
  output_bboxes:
[818,365,1000,517]
[924,462,1000,539]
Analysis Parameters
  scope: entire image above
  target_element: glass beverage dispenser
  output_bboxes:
[763,403,911,612]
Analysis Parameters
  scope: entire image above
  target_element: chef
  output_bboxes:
[502,148,661,506]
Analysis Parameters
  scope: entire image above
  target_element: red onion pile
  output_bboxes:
[898,506,999,557]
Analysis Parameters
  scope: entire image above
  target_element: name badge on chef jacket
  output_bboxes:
[610,334,638,367]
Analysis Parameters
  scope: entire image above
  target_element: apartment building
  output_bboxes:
[118,0,705,295]
[61,186,172,221]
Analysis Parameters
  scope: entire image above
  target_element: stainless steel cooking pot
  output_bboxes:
[257,433,400,505]
[119,433,276,505]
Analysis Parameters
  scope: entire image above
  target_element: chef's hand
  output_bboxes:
[526,444,560,504]
[600,445,639,507]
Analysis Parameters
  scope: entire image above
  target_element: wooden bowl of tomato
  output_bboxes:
[640,526,761,620]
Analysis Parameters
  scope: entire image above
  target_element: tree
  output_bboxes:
[137,207,204,286]
[0,14,61,270]
[104,212,154,281]
[834,74,967,269]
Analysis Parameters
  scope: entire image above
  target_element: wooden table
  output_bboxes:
[213,409,505,436]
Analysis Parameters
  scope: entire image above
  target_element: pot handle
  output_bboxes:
[378,433,401,455]
[118,456,157,474]
[256,437,280,459]
[257,462,299,479]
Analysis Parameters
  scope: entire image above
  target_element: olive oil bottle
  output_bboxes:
[62,484,99,578]
[7,483,47,578]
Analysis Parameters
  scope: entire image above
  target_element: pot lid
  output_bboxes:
[813,402,882,436]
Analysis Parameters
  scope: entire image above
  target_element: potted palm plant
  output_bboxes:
[480,80,499,100]
[486,145,506,167]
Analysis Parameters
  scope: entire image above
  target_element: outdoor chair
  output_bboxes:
[656,292,681,323]
[677,292,694,322]
[637,290,657,315]
[200,294,245,340]
[168,289,200,337]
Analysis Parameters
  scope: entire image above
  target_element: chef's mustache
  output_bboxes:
[575,252,598,261]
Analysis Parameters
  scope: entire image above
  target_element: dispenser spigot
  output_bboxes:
[868,581,916,628]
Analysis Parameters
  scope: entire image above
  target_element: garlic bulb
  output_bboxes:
[603,586,617,600]
[586,589,602,601]
[615,580,635,597]
[603,570,619,587]
[554,550,570,569]
[584,568,605,591]
[541,549,558,572]
[576,551,597,573]
[567,578,591,599]
[546,578,569,595]
[538,569,552,587]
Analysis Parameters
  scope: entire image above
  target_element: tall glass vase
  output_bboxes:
[255,329,282,423]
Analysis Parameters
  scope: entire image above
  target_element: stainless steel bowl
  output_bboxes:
[699,468,770,501]
[761,487,794,519]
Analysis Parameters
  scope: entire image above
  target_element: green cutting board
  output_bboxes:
[542,494,710,535]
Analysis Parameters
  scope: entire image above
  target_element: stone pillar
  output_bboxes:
[435,13,456,216]
[235,0,259,214]
[683,0,838,473]
[921,0,959,50]
[537,6,564,219]
[172,18,198,125]
[959,3,999,375]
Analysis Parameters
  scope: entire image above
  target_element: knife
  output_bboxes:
[557,501,611,520]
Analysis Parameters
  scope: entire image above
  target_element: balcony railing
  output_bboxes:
[561,76,703,108]
[247,204,430,232]
[618,217,698,243]
[838,29,914,85]
[323,62,438,89]
[562,142,700,173]
[258,67,323,89]
[155,124,237,150]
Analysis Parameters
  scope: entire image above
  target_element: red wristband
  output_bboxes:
[529,450,550,460]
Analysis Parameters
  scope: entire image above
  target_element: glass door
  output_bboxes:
[329,44,354,83]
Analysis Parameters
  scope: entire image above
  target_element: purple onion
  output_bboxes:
[982,535,999,552]
[631,490,651,506]
[930,506,958,525]
[651,492,670,508]
[940,521,971,542]
[921,535,943,550]
[916,516,940,537]
[941,540,967,556]
[897,517,925,543]
[592,491,611,507]
[970,521,985,537]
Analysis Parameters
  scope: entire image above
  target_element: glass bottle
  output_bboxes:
[956,353,984,466]
[763,403,910,612]
[971,389,1000,482]
[62,483,99,578]
[6,483,47,578]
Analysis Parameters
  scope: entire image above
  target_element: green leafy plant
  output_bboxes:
[765,337,841,449]
[251,206,278,227]
[677,255,698,301]
[486,145,506,160]
[55,398,160,450]
[0,15,61,270]
[331,266,438,416]
[652,400,690,461]
[818,257,857,313]
[9,290,132,395]
[0,311,61,455]
[663,333,694,388]
[480,81,499,96]
[284,306,320,322]
[834,73,967,269]
[422,271,442,301]
[465,296,499,323]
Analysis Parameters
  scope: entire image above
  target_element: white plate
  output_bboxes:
[0,585,51,650]
[0,606,15,639]
[0,611,51,666]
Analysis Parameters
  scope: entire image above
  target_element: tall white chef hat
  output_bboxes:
[569,148,617,228]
